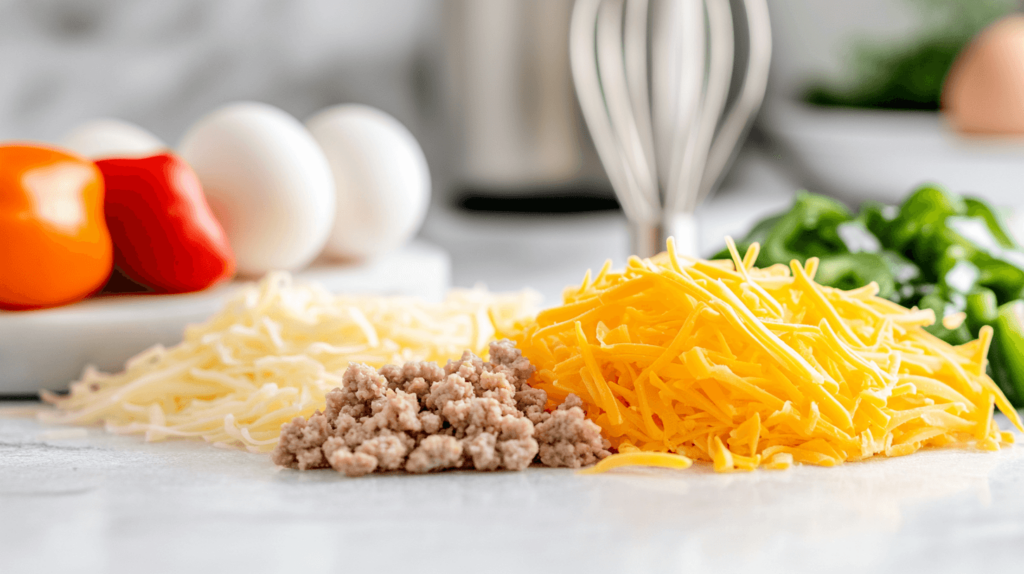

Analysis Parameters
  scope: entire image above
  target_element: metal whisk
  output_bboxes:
[570,0,772,257]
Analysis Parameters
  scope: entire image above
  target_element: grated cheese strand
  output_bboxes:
[41,272,539,452]
[577,451,693,474]
[515,240,1023,472]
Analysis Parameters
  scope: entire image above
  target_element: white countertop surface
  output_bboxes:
[4,405,1024,574]
[6,148,1024,573]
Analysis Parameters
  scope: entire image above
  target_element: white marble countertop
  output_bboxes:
[6,149,1024,573]
[4,405,1024,574]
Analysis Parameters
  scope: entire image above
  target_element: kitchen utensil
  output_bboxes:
[443,0,609,197]
[570,0,772,256]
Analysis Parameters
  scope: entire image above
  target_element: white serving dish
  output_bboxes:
[0,241,450,394]
[761,100,1024,207]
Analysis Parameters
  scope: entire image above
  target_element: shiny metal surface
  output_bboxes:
[570,0,772,258]
[443,0,607,194]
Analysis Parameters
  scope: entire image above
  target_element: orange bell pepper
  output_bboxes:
[0,144,113,310]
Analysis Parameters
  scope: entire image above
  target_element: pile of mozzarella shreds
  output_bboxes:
[41,273,541,452]
[514,240,1024,473]
[272,340,610,475]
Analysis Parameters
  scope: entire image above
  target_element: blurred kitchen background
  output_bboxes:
[1,0,1020,302]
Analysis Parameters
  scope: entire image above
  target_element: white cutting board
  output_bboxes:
[0,240,450,394]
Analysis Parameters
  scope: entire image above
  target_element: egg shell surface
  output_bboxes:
[944,15,1024,135]
[60,118,166,159]
[306,104,430,260]
[179,102,336,276]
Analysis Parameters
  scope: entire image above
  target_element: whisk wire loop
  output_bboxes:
[570,0,772,257]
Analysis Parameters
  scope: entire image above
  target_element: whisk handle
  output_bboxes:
[629,212,698,258]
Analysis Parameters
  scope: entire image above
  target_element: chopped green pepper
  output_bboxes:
[756,192,852,267]
[720,184,1024,407]
[965,287,999,336]
[885,184,966,255]
[919,289,971,345]
[858,201,898,241]
[965,198,1016,249]
[991,301,1024,405]
[813,253,897,300]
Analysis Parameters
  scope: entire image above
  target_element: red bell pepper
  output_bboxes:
[96,153,235,293]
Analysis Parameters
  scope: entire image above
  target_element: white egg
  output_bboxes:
[306,104,430,260]
[59,118,166,159]
[178,102,336,277]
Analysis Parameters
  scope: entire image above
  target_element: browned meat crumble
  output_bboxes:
[271,339,611,476]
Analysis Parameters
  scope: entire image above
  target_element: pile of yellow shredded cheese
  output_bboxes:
[42,272,538,452]
[515,240,1024,472]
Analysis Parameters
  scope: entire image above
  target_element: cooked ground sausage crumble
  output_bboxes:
[272,339,611,476]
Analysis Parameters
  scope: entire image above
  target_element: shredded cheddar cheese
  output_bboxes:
[515,239,1024,473]
[42,272,539,452]
[577,451,693,474]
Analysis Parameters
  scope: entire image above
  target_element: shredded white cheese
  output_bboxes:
[41,272,539,452]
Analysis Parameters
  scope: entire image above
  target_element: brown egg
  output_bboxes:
[944,15,1024,135]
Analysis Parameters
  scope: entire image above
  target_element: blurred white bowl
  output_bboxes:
[761,100,1024,207]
